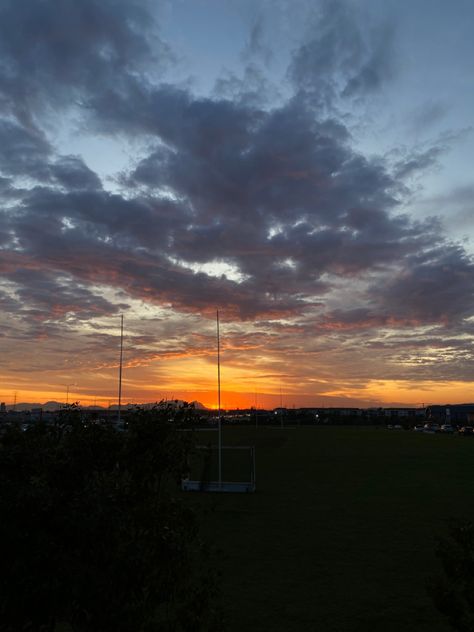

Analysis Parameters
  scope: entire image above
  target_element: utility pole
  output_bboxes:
[280,386,284,429]
[255,389,258,429]
[65,383,75,405]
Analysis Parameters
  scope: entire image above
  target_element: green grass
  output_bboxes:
[185,426,474,631]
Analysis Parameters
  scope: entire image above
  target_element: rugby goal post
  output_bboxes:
[182,444,256,493]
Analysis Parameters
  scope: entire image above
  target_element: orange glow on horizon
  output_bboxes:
[1,349,473,410]
[2,378,474,410]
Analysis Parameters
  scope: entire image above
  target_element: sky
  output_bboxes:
[0,0,473,409]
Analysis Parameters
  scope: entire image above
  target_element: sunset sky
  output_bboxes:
[0,0,473,409]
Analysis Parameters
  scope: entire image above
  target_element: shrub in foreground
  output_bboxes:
[431,522,474,631]
[0,405,222,632]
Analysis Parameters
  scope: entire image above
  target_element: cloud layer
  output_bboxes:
[0,0,472,405]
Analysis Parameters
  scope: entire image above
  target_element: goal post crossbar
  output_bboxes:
[182,445,256,493]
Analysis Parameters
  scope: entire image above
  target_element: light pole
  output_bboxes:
[255,389,258,429]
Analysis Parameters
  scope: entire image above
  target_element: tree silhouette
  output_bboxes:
[431,522,474,631]
[0,405,222,632]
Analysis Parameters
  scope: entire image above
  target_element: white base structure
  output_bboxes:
[181,479,255,493]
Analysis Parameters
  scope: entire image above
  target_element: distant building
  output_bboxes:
[0,402,6,413]
[322,407,363,417]
[427,404,474,424]
[383,408,425,419]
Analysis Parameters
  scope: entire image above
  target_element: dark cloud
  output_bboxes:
[50,156,103,191]
[288,0,396,106]
[116,91,437,291]
[1,77,471,329]
[0,119,52,178]
[0,289,22,314]
[307,241,474,332]
[0,267,125,325]
[371,244,474,326]
[15,186,185,250]
[213,63,278,108]
[0,0,473,396]
[0,0,169,126]
[393,145,445,180]
[0,118,103,193]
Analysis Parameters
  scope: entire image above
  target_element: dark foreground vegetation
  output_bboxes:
[431,522,474,632]
[3,412,474,632]
[0,405,222,632]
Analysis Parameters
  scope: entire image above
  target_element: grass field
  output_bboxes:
[185,426,474,632]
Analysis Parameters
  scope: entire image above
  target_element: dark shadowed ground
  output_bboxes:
[187,426,474,631]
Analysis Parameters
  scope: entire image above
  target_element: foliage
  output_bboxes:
[0,405,223,632]
[430,522,474,631]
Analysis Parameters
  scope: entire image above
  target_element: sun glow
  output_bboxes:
[2,318,474,410]
[2,377,474,411]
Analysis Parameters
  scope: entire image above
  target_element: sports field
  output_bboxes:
[187,426,474,631]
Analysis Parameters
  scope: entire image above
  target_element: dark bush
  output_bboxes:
[0,405,222,632]
[431,522,474,631]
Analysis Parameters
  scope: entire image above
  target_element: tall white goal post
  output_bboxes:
[181,310,256,493]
